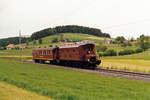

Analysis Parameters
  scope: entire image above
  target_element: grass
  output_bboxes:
[0,49,32,61]
[0,81,52,100]
[0,58,150,100]
[23,33,112,48]
[100,49,150,72]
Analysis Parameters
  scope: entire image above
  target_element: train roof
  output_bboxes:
[33,47,56,50]
[33,41,95,50]
[59,42,94,48]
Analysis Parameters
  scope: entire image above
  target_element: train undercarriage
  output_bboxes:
[34,59,101,69]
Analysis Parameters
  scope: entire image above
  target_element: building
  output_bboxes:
[6,44,15,50]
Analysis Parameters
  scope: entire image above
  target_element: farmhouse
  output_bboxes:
[6,44,15,50]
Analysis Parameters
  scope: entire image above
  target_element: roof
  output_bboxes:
[33,41,95,50]
[6,44,15,48]
[59,41,94,48]
[33,47,56,51]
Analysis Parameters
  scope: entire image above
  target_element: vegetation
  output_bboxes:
[115,36,126,43]
[118,49,135,56]
[31,25,111,40]
[100,49,117,57]
[0,59,150,100]
[96,44,107,52]
[0,37,30,47]
[0,81,52,100]
[38,38,43,44]
[137,35,150,50]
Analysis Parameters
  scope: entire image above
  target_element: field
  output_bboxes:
[100,49,150,72]
[0,81,52,100]
[0,58,150,100]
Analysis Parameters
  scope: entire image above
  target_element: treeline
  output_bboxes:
[31,25,111,40]
[0,37,30,47]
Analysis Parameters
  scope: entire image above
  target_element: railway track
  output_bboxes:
[12,60,150,81]
[96,68,150,80]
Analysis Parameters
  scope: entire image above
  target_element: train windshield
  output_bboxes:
[83,44,94,51]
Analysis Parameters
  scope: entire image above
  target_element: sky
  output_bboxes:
[0,0,150,39]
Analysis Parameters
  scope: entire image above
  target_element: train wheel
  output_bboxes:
[34,59,39,63]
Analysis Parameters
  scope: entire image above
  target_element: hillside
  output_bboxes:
[25,33,113,48]
[31,25,110,40]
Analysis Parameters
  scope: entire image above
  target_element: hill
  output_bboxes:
[31,25,111,40]
[25,33,113,48]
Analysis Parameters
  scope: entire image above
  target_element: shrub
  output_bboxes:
[135,48,144,53]
[0,47,5,50]
[99,53,103,57]
[119,49,135,56]
[52,38,59,43]
[103,49,117,56]
[96,45,107,52]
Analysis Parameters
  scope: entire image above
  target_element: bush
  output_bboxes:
[135,48,144,53]
[103,49,117,56]
[119,49,135,56]
[0,47,5,50]
[99,53,103,57]
[96,45,107,52]
[52,38,59,43]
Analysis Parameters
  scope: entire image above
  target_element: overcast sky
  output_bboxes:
[0,0,150,39]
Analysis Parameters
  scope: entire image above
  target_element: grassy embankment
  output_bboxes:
[0,81,52,100]
[0,58,150,100]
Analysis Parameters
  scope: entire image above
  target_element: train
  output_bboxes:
[32,41,101,69]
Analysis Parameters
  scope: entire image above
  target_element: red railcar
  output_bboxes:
[32,42,101,69]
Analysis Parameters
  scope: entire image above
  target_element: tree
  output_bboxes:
[138,35,150,50]
[26,40,29,46]
[130,37,134,42]
[33,40,36,45]
[60,34,65,42]
[52,38,59,43]
[38,38,42,44]
[31,25,111,40]
[115,36,126,43]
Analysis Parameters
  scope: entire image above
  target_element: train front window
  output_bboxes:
[88,47,93,51]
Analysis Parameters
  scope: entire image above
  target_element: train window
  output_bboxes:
[89,47,93,51]
[48,50,51,54]
[73,49,75,52]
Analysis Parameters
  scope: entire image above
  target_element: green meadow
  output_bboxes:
[0,58,150,100]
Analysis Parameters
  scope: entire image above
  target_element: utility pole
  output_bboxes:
[19,30,22,61]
